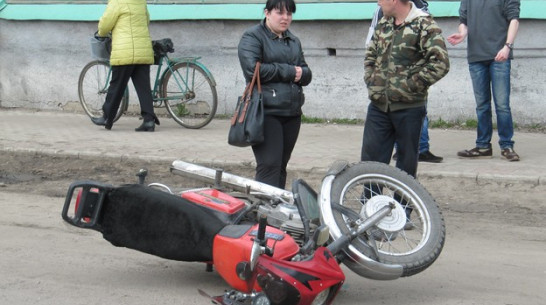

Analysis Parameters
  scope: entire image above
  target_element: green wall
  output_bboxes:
[1,1,544,21]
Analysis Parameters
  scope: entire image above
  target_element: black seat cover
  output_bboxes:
[101,184,226,262]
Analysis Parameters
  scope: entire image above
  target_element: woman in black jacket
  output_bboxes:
[238,0,312,189]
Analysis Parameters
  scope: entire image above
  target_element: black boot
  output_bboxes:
[135,121,155,132]
[91,116,106,126]
[91,116,112,130]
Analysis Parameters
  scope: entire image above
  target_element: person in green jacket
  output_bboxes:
[91,0,159,132]
[361,0,449,178]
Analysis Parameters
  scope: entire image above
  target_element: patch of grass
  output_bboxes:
[301,115,326,124]
[429,117,457,129]
[527,123,543,130]
[214,114,232,120]
[301,115,363,125]
[176,104,190,116]
[462,119,479,129]
[218,114,544,133]
[429,118,481,130]
[517,123,546,133]
[428,118,545,133]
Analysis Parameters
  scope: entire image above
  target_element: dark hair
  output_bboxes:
[265,0,296,13]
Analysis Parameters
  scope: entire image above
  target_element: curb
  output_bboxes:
[3,147,544,186]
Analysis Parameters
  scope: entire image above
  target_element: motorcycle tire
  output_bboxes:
[329,161,445,277]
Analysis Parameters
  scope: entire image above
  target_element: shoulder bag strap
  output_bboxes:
[237,62,261,124]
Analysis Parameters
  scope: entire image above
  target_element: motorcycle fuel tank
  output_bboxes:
[181,188,246,223]
[213,224,300,293]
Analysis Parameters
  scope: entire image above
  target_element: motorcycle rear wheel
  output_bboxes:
[330,162,445,277]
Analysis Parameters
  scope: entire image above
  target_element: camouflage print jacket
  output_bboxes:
[364,4,449,112]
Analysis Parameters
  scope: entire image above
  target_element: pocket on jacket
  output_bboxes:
[366,71,387,102]
[368,85,385,103]
[387,77,425,103]
[262,85,292,109]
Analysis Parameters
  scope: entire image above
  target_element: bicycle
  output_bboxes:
[78,37,218,129]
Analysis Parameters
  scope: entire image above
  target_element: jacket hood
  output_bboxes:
[405,1,429,23]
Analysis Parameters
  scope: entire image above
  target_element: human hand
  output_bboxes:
[294,66,302,82]
[495,45,510,62]
[447,33,464,46]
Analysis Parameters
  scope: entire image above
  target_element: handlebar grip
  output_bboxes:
[257,214,267,242]
[94,31,111,41]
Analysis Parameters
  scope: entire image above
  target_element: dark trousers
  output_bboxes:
[361,103,426,178]
[252,115,301,189]
[103,64,157,123]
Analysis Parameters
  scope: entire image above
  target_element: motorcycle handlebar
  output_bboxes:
[170,160,293,203]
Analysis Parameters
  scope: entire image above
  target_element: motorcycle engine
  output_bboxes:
[258,203,312,245]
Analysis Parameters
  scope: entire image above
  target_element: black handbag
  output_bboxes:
[228,62,264,147]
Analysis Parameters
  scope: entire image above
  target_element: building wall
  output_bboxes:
[0,17,545,125]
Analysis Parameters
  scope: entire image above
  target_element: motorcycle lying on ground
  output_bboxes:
[62,160,445,305]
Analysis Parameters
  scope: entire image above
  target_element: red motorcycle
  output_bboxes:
[62,160,445,305]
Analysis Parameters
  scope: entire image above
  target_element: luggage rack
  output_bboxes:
[61,181,114,230]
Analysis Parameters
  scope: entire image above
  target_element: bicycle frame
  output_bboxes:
[99,65,113,95]
[152,54,216,103]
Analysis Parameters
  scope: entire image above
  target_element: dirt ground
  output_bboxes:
[1,151,545,305]
[2,151,545,226]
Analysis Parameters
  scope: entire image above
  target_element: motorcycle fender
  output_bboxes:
[257,247,345,305]
[325,160,350,176]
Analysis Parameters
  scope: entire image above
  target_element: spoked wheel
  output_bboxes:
[330,162,445,277]
[161,62,217,129]
[78,60,127,122]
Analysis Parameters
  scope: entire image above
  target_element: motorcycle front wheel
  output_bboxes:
[330,162,445,277]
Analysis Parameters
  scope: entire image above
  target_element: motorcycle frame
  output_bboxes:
[171,159,404,281]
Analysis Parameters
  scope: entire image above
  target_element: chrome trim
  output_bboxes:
[319,174,403,280]
[170,160,293,203]
[147,183,173,194]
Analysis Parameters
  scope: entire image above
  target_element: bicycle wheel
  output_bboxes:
[329,162,445,277]
[78,60,127,122]
[161,61,217,129]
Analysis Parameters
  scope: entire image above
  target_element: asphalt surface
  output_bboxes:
[1,109,545,184]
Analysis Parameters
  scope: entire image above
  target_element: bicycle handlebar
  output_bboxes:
[94,31,111,41]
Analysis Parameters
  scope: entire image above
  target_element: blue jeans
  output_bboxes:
[361,104,426,178]
[419,116,429,153]
[469,60,514,149]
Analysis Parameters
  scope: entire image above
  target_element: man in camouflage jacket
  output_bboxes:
[361,0,449,178]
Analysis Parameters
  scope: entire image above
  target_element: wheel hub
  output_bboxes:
[361,195,407,232]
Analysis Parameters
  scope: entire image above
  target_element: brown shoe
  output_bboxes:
[457,147,493,158]
[501,148,520,162]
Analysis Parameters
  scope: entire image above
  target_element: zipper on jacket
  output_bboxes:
[384,25,397,111]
